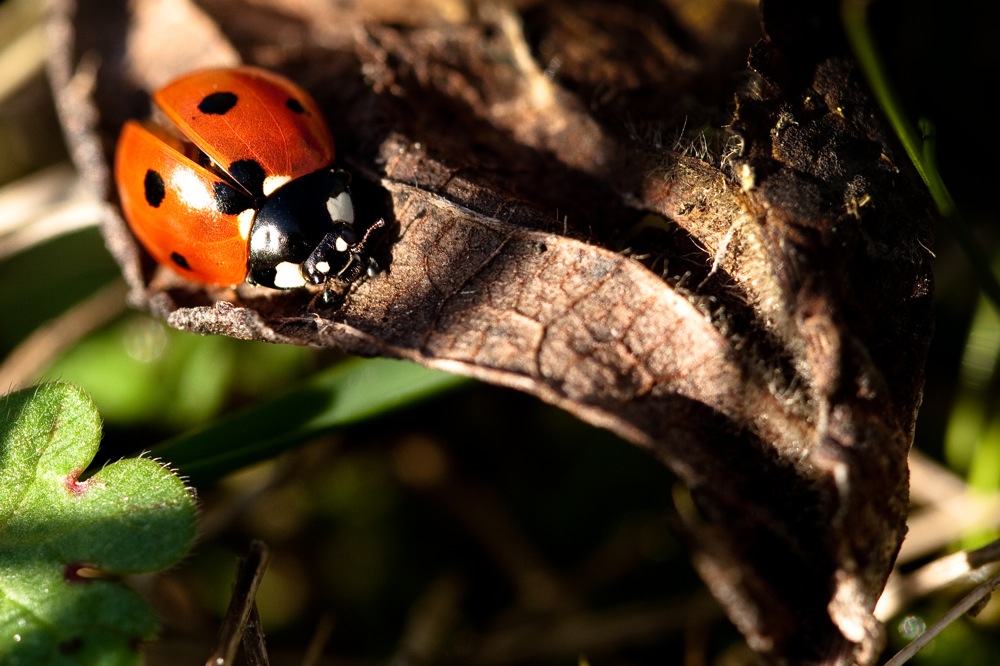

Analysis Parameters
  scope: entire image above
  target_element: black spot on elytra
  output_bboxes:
[286,97,306,114]
[212,181,253,215]
[171,252,190,270]
[228,159,266,198]
[143,170,165,207]
[198,91,238,115]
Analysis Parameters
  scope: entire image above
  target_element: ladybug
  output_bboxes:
[114,66,378,294]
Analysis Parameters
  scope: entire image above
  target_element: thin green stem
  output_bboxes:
[841,0,927,186]
[841,0,1000,311]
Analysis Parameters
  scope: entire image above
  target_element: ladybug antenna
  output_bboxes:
[353,218,385,278]
[355,218,385,254]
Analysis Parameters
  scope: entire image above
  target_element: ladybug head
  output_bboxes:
[247,168,362,289]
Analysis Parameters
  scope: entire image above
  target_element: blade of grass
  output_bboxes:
[845,0,1000,547]
[841,0,1000,311]
[884,569,1000,666]
[152,357,467,483]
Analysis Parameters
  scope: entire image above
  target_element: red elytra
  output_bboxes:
[115,66,373,291]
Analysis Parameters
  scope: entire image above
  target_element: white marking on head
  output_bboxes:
[263,174,291,196]
[326,191,354,223]
[237,209,256,240]
[273,261,307,288]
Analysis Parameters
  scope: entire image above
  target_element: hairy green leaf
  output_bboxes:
[0,383,197,665]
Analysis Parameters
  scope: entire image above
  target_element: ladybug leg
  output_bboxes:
[335,257,365,285]
[319,282,349,307]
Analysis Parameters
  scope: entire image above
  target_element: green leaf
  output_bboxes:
[153,356,468,483]
[0,383,198,665]
[47,314,313,428]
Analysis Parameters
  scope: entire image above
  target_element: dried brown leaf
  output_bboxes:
[48,0,933,662]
